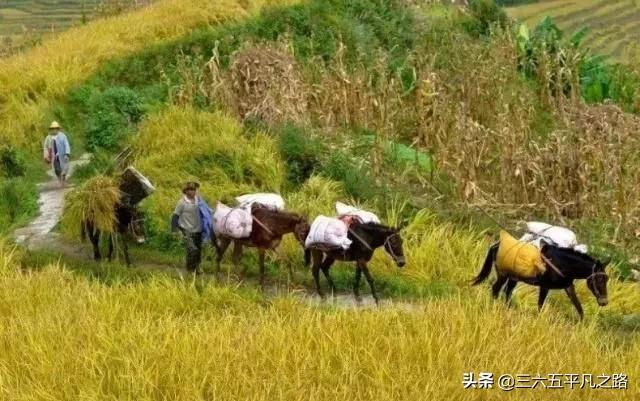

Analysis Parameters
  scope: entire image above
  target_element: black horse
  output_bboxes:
[304,222,406,303]
[81,204,146,266]
[472,241,610,319]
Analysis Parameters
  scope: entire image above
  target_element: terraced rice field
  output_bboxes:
[507,0,640,61]
[0,0,96,39]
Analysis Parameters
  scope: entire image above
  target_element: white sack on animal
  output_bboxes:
[213,202,253,239]
[305,215,352,250]
[236,193,285,211]
[335,201,380,224]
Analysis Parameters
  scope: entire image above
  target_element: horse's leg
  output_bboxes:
[216,237,231,272]
[311,252,324,299]
[354,263,363,303]
[491,274,508,299]
[503,279,518,306]
[361,262,379,305]
[90,228,101,261]
[123,238,132,266]
[231,241,244,275]
[538,287,550,311]
[564,284,584,320]
[320,256,336,298]
[258,249,266,289]
[107,234,114,262]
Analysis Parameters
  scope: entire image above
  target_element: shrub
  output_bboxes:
[0,146,26,178]
[322,151,380,201]
[86,87,144,150]
[0,178,38,227]
[464,0,508,37]
[278,124,325,186]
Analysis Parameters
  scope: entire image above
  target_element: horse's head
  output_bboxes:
[129,208,147,244]
[586,258,610,306]
[383,228,406,268]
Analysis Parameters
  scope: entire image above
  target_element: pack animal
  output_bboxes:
[81,204,146,266]
[304,222,406,304]
[214,203,308,287]
[472,241,610,319]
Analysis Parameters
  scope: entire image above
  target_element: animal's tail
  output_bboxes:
[472,242,499,285]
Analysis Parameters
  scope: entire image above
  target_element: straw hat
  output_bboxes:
[182,181,200,193]
[49,121,61,129]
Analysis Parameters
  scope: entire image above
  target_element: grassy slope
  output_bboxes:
[507,0,640,61]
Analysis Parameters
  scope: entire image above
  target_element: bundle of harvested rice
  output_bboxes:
[63,175,121,235]
[229,46,308,125]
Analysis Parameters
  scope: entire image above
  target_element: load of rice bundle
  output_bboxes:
[495,230,546,279]
[63,175,121,235]
[119,166,155,206]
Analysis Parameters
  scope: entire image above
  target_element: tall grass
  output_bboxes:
[0,245,639,400]
[0,0,297,149]
[132,106,285,247]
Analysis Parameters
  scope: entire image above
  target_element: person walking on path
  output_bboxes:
[42,127,55,167]
[171,182,213,275]
[48,121,71,187]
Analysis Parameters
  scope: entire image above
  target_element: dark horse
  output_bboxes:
[81,204,146,266]
[304,222,406,303]
[214,203,308,286]
[472,241,610,319]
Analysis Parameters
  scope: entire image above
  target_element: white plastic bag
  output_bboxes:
[335,201,381,224]
[520,221,587,253]
[235,193,285,211]
[213,202,253,239]
[305,215,352,250]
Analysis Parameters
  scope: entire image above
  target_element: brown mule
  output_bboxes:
[213,203,308,287]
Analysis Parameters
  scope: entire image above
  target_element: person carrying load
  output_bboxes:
[171,182,213,275]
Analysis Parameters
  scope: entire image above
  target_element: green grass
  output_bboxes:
[508,0,640,61]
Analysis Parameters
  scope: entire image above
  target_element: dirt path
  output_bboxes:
[14,154,92,250]
[12,154,415,309]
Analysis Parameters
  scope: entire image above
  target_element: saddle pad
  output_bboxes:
[496,230,546,279]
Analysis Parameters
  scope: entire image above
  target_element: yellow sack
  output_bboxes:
[495,230,546,278]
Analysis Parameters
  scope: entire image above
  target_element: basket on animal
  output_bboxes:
[119,166,155,206]
[63,175,121,235]
[495,230,546,279]
[229,47,308,125]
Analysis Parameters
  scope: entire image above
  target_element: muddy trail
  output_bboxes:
[12,159,414,310]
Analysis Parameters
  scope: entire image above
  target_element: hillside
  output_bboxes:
[507,0,640,61]
[0,0,95,39]
[1,0,640,400]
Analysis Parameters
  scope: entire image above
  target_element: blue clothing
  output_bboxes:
[52,132,71,175]
[198,198,214,241]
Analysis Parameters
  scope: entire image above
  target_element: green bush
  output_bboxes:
[0,146,26,178]
[278,125,325,187]
[322,151,380,201]
[0,178,38,228]
[85,87,144,150]
[464,0,508,37]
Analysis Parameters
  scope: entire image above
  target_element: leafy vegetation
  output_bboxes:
[1,0,640,399]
